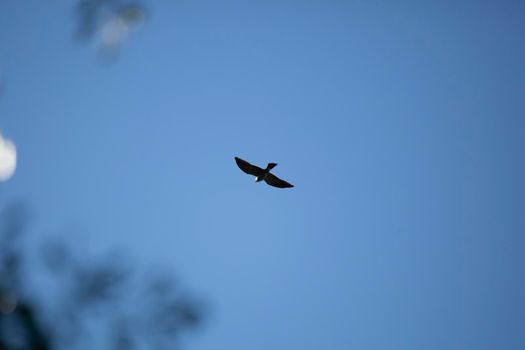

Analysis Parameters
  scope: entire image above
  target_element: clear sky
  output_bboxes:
[1,0,525,349]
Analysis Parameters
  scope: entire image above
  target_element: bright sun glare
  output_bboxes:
[0,133,16,181]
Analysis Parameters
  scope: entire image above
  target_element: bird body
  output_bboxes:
[255,173,266,182]
[235,157,294,188]
[255,162,277,182]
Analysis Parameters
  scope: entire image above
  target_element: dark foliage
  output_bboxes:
[0,202,207,350]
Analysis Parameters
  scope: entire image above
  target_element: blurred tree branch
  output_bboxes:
[0,202,207,350]
[75,0,147,57]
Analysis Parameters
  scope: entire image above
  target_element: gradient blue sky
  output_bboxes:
[1,1,525,349]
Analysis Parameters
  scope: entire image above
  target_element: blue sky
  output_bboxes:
[1,0,524,349]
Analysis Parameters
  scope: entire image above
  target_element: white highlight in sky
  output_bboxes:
[0,132,16,181]
[97,7,145,54]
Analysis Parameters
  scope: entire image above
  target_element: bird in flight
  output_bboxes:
[234,157,294,188]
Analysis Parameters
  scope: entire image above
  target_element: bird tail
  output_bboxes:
[266,163,278,171]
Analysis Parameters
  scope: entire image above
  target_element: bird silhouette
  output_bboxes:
[235,157,294,188]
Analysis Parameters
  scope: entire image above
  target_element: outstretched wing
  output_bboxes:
[264,173,294,188]
[235,157,264,176]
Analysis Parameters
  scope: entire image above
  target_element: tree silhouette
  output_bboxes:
[0,202,207,350]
